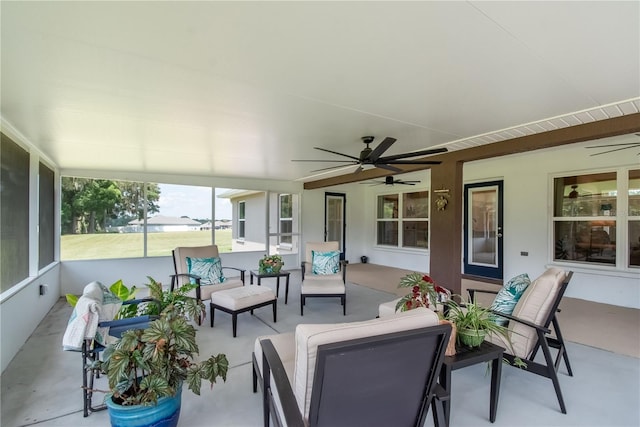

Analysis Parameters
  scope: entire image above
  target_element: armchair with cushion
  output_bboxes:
[468,268,574,413]
[252,307,451,427]
[171,244,245,302]
[300,241,347,316]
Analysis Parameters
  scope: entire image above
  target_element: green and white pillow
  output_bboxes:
[311,250,340,275]
[490,273,531,325]
[186,256,226,285]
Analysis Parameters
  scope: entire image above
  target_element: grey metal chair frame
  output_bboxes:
[468,271,574,413]
[259,324,451,427]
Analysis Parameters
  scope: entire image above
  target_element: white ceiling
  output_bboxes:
[2,1,639,183]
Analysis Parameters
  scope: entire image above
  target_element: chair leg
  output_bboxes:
[272,300,277,322]
[300,295,305,316]
[252,362,258,393]
[539,332,567,414]
[552,317,573,376]
[342,295,346,315]
[232,313,238,337]
[210,303,215,327]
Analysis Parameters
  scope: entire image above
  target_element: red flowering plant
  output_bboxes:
[395,272,451,312]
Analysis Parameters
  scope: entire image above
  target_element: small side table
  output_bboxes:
[439,340,504,426]
[249,270,291,304]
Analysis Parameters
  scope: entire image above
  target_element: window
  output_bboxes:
[279,194,293,245]
[553,169,639,269]
[629,170,640,268]
[376,191,429,249]
[1,134,30,291]
[39,162,55,269]
[238,201,246,240]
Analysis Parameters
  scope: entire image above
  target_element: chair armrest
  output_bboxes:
[467,288,498,301]
[490,310,551,335]
[340,259,348,283]
[221,267,246,284]
[170,273,201,290]
[261,339,305,427]
[300,262,307,280]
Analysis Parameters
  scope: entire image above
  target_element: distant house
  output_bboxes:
[127,215,202,232]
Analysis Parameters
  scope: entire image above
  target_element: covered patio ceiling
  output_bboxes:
[1,2,638,185]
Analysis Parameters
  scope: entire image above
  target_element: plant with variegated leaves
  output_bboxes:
[395,272,450,312]
[99,310,228,406]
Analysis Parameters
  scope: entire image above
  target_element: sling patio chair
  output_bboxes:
[62,281,160,417]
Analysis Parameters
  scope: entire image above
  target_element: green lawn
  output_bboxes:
[61,230,232,260]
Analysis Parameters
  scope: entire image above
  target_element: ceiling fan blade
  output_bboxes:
[375,164,403,172]
[384,160,442,165]
[586,143,640,148]
[379,147,447,162]
[368,137,396,162]
[308,163,358,173]
[399,180,420,184]
[314,147,360,161]
[353,165,364,174]
[588,144,640,156]
[292,159,359,163]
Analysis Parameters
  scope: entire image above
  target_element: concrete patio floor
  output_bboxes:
[2,270,639,427]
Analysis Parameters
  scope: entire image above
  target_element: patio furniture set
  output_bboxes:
[68,241,574,425]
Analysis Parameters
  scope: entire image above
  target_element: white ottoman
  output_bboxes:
[210,286,277,337]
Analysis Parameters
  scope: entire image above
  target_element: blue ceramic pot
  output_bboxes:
[106,386,182,427]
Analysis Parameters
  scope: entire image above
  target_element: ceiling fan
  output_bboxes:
[360,176,421,186]
[292,136,447,173]
[586,134,640,156]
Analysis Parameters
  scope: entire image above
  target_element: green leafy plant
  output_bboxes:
[446,298,526,368]
[100,311,229,406]
[141,276,205,322]
[395,272,450,312]
[259,254,284,274]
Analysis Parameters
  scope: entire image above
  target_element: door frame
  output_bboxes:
[463,180,504,279]
[325,192,346,260]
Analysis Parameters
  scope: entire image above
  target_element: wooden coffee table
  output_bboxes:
[439,340,504,425]
[250,269,291,304]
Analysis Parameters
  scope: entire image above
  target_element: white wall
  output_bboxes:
[1,265,60,372]
[464,139,640,308]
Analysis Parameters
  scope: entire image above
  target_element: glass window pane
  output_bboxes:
[630,220,640,267]
[377,194,398,219]
[629,170,640,216]
[554,220,616,264]
[1,134,30,291]
[403,191,429,218]
[146,183,213,257]
[61,177,147,260]
[377,221,398,246]
[554,173,617,217]
[402,221,428,249]
[280,194,292,218]
[39,162,55,269]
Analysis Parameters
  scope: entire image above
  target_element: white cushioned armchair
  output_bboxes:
[252,307,451,427]
[300,241,347,316]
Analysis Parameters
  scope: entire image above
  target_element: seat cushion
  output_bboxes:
[301,279,345,295]
[488,268,566,358]
[211,285,275,311]
[198,278,243,301]
[293,307,439,420]
[186,256,226,284]
[489,273,531,325]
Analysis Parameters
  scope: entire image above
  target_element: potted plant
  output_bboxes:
[97,278,229,427]
[258,254,284,274]
[395,272,451,312]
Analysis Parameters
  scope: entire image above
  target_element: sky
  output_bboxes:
[156,184,232,220]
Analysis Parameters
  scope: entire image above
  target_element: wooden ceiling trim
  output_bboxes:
[303,113,640,190]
